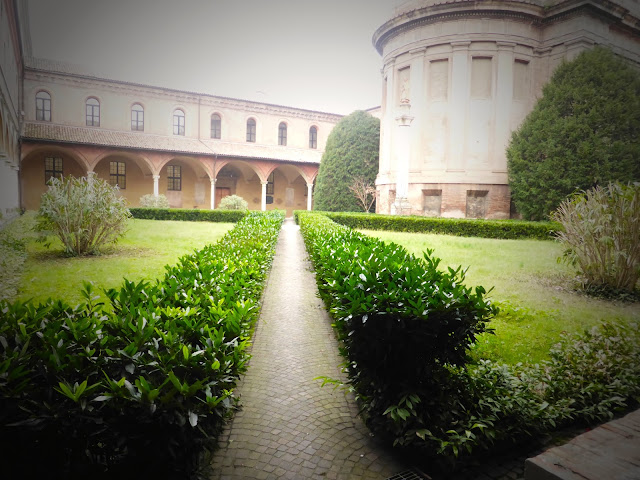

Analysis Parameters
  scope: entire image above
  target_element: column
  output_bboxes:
[394,103,414,215]
[449,41,471,171]
[210,178,216,209]
[261,181,268,211]
[306,183,313,211]
[153,174,160,196]
[494,42,515,173]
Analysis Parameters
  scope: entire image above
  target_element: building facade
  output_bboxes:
[373,0,640,218]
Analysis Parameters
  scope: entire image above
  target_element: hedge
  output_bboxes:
[130,207,248,223]
[294,210,560,240]
[0,211,284,477]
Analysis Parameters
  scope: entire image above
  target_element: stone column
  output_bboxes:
[261,181,268,211]
[153,174,160,196]
[394,103,414,215]
[210,177,216,209]
[306,183,313,211]
[449,41,471,171]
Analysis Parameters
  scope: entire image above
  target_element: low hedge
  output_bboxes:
[0,210,284,477]
[130,207,248,223]
[294,210,560,240]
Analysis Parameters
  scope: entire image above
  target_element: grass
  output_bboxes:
[2,212,232,306]
[360,229,640,365]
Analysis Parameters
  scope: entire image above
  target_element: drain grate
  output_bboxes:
[386,468,431,480]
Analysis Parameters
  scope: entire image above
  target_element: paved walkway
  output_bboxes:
[209,218,407,479]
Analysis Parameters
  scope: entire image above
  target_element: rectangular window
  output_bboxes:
[131,110,144,131]
[278,124,287,146]
[429,59,449,100]
[86,104,100,127]
[44,157,63,183]
[36,97,51,121]
[266,172,274,195]
[422,189,442,217]
[246,121,256,142]
[470,57,492,98]
[109,161,126,189]
[167,165,182,191]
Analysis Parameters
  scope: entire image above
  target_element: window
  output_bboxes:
[86,97,100,126]
[309,126,317,149]
[173,109,185,135]
[44,156,63,183]
[278,122,287,146]
[466,190,489,218]
[167,165,182,191]
[246,118,256,142]
[109,161,126,189]
[131,104,144,131]
[211,114,221,139]
[266,172,274,195]
[422,189,442,217]
[36,91,51,121]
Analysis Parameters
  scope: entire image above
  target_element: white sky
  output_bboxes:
[27,0,405,115]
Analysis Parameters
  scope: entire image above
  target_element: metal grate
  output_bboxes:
[386,468,431,480]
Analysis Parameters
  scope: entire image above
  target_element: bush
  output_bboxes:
[314,111,380,212]
[36,173,131,256]
[0,211,284,476]
[552,182,640,294]
[218,195,248,210]
[507,47,640,220]
[294,210,560,240]
[130,207,247,223]
[139,193,170,208]
[298,212,497,455]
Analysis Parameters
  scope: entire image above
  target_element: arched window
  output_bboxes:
[211,114,221,139]
[131,104,144,131]
[86,97,100,127]
[173,109,185,135]
[309,126,318,149]
[36,91,51,122]
[246,118,256,143]
[278,122,287,146]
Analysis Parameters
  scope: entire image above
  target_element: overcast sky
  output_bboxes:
[27,0,405,115]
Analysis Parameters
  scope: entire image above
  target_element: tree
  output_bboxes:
[348,175,377,212]
[507,47,640,220]
[36,173,131,256]
[314,110,380,212]
[218,194,248,210]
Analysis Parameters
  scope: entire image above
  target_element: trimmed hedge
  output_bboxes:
[130,207,248,223]
[298,212,498,457]
[295,210,560,240]
[0,211,284,477]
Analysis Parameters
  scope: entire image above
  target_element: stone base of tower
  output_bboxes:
[377,183,514,219]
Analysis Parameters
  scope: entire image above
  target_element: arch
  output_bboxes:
[157,155,212,209]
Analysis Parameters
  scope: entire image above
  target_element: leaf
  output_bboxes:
[188,410,198,427]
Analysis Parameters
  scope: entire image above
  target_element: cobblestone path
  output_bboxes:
[209,218,407,479]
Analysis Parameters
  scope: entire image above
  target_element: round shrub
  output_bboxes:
[139,193,170,208]
[218,195,248,210]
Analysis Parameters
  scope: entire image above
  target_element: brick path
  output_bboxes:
[209,218,407,479]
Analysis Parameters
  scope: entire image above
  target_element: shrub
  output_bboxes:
[36,173,131,256]
[314,111,380,212]
[218,195,248,210]
[294,210,560,240]
[130,207,247,223]
[298,212,497,455]
[507,47,640,220]
[552,182,640,294]
[139,193,170,208]
[0,211,284,476]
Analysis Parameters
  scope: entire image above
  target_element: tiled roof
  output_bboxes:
[22,123,323,164]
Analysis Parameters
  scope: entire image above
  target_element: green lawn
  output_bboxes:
[7,213,232,306]
[360,229,640,365]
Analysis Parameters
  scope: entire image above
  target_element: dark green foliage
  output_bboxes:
[130,207,248,223]
[507,47,640,220]
[298,212,498,457]
[0,211,284,477]
[294,210,560,240]
[313,110,380,212]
